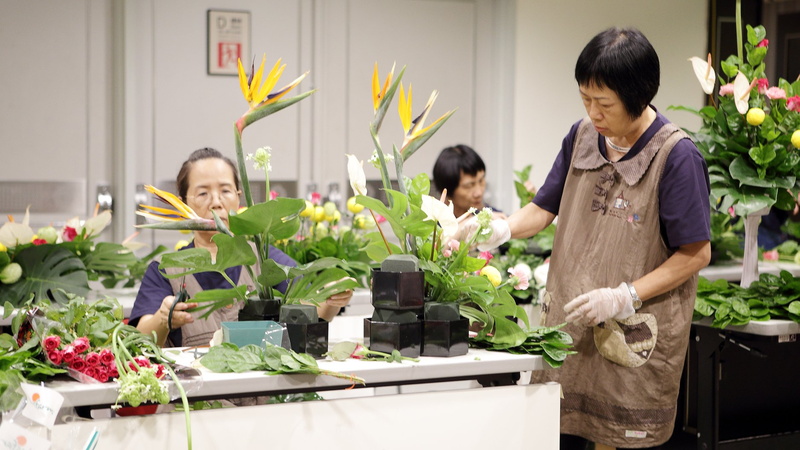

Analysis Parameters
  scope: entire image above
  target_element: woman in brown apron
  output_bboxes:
[474,28,711,449]
[131,148,353,348]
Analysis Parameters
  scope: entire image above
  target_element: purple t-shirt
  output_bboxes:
[533,109,711,249]
[130,242,296,346]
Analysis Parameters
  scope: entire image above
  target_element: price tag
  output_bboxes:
[777,334,797,343]
[20,384,64,429]
[0,422,50,450]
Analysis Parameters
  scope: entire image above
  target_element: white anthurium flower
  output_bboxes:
[0,221,34,248]
[346,154,367,196]
[689,54,716,95]
[82,210,113,238]
[0,206,34,247]
[420,195,458,241]
[733,71,752,114]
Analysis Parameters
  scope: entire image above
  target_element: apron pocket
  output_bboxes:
[593,313,658,368]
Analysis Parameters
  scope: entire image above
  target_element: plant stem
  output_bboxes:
[165,365,193,450]
[234,126,254,208]
[736,0,743,62]
[368,209,392,255]
[430,221,438,262]
[317,369,366,385]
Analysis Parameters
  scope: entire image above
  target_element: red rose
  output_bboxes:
[70,357,87,372]
[72,337,90,353]
[133,356,151,368]
[62,347,76,363]
[32,238,47,246]
[83,366,99,380]
[86,352,101,366]
[99,348,114,365]
[61,226,78,242]
[108,366,119,378]
[43,335,61,351]
[155,364,165,379]
[350,344,367,360]
[47,350,63,365]
[95,371,109,383]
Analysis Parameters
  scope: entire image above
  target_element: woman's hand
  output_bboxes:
[325,289,353,308]
[563,282,635,327]
[158,295,199,330]
[317,288,354,321]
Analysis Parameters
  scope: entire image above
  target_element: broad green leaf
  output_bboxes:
[0,244,89,306]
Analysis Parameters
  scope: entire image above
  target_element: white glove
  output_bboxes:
[477,219,511,251]
[563,282,635,327]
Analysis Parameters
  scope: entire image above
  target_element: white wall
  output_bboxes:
[0,0,709,242]
[513,0,708,196]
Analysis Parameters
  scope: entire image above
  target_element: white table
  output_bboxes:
[49,347,549,409]
[699,261,800,282]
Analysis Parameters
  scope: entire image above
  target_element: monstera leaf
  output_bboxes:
[0,244,90,306]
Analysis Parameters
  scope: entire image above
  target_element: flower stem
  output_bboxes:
[318,369,366,385]
[369,208,392,255]
[735,0,743,62]
[165,365,193,450]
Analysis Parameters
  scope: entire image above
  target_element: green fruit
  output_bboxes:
[0,262,22,284]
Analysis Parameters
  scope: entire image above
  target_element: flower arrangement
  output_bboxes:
[0,208,146,306]
[272,192,376,288]
[137,55,358,315]
[347,64,535,346]
[673,24,800,216]
[2,295,194,447]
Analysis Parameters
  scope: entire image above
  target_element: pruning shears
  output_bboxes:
[167,282,189,331]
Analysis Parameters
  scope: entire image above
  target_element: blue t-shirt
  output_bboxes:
[533,109,711,249]
[130,242,297,345]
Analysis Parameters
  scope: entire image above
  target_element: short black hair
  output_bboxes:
[575,27,660,120]
[433,144,486,195]
[176,147,240,201]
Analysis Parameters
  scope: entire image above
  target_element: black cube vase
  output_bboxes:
[239,298,282,321]
[283,320,329,359]
[422,318,469,357]
[363,318,422,358]
[371,269,425,310]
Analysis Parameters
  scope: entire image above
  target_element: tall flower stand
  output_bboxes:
[740,207,769,288]
[364,256,424,358]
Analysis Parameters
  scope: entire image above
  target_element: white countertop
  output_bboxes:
[49,347,547,408]
[699,261,800,282]
[693,317,800,336]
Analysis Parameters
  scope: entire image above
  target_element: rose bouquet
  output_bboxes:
[137,55,358,315]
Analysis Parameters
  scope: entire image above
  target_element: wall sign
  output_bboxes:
[207,9,251,76]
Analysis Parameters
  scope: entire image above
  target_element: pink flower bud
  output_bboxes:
[765,87,786,100]
[756,78,769,94]
[762,250,779,261]
[788,96,800,112]
[756,39,769,48]
[72,337,90,354]
[61,226,77,242]
[43,335,61,351]
[718,83,734,96]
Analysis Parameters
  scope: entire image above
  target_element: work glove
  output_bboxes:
[563,282,635,327]
[457,217,511,251]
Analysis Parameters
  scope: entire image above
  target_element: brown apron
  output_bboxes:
[530,117,698,448]
[161,254,259,348]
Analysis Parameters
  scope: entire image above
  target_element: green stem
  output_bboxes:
[369,129,394,207]
[736,0,743,62]
[165,365,193,450]
[430,222,438,262]
[234,126,253,208]
[368,208,392,255]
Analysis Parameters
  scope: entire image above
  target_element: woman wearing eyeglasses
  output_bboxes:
[130,148,353,347]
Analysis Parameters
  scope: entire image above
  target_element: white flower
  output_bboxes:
[733,71,752,114]
[689,55,716,95]
[507,266,530,290]
[420,195,458,242]
[247,147,272,172]
[81,210,112,238]
[368,150,394,169]
[346,154,367,196]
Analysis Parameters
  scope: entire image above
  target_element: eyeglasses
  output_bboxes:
[187,188,241,206]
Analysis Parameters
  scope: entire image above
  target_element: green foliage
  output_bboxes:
[693,271,800,327]
[709,209,744,262]
[200,343,365,384]
[669,24,800,217]
[469,323,577,368]
[0,244,90,306]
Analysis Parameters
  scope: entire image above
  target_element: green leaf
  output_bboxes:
[787,301,800,316]
[0,244,89,306]
[324,341,358,361]
[748,145,776,167]
[228,198,305,240]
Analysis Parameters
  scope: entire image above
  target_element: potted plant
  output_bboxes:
[349,64,533,356]
[136,55,359,347]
